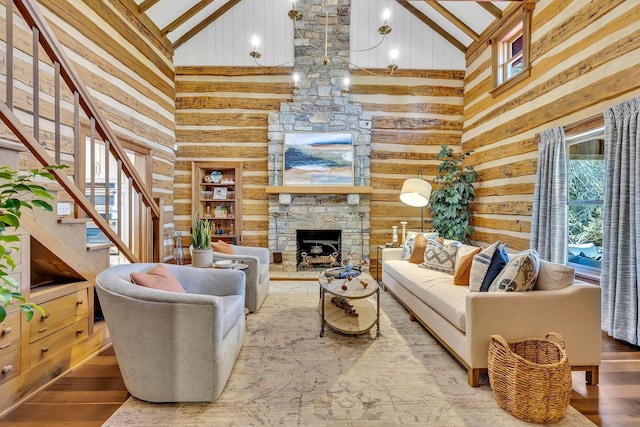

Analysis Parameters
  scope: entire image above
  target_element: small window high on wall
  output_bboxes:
[491,3,534,96]
[566,127,605,272]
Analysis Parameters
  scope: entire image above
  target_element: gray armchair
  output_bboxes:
[95,263,246,402]
[212,244,270,313]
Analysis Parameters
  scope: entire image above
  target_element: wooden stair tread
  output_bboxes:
[58,218,90,224]
[86,243,114,251]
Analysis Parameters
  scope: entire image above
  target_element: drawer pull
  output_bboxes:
[76,328,84,334]
[1,365,13,375]
[42,313,50,320]
[41,346,49,353]
[1,327,12,336]
[38,327,48,333]
[4,247,11,255]
[0,343,11,350]
[76,300,84,305]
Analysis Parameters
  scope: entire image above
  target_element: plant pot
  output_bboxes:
[191,248,213,268]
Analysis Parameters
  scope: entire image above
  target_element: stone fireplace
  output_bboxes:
[267,0,371,272]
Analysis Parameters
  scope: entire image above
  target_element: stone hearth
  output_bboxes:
[267,0,371,273]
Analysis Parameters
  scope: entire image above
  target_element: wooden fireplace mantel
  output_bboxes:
[265,186,373,194]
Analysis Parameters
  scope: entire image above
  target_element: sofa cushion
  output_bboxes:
[221,294,245,337]
[454,247,482,286]
[421,240,461,275]
[259,263,269,284]
[130,264,185,293]
[488,249,540,292]
[409,234,428,264]
[479,244,509,292]
[384,260,467,331]
[535,260,575,290]
[402,231,439,260]
[469,242,500,292]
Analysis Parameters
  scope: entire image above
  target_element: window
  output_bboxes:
[566,128,605,271]
[491,4,533,96]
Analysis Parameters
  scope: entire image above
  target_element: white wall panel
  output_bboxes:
[173,0,465,70]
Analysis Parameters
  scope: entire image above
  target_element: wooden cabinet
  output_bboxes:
[192,161,243,244]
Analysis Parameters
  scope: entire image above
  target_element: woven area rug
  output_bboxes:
[104,281,593,426]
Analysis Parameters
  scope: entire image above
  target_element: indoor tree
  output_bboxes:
[1,165,59,322]
[428,144,478,243]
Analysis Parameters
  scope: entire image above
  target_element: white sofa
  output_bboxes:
[381,246,602,387]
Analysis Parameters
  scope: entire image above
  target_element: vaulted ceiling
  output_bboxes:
[135,0,520,53]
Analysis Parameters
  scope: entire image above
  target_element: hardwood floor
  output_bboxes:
[0,333,638,426]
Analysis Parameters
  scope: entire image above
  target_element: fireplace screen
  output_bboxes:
[296,230,342,271]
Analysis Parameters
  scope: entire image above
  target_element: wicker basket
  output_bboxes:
[488,332,572,424]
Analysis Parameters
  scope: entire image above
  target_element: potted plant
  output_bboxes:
[428,144,479,243]
[190,211,213,268]
[1,166,59,322]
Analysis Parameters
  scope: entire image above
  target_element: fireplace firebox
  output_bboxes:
[296,230,341,271]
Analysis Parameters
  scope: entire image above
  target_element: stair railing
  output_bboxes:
[0,0,162,263]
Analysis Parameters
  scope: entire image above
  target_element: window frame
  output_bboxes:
[491,4,533,97]
[565,121,605,284]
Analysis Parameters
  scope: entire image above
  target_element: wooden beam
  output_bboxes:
[477,2,503,19]
[396,1,466,53]
[425,1,479,42]
[172,0,241,50]
[161,0,216,36]
[138,0,160,14]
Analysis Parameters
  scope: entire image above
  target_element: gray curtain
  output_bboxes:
[602,96,640,345]
[531,127,568,263]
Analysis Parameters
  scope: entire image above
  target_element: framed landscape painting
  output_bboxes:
[283,132,354,185]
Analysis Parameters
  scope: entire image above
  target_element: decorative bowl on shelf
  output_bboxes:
[210,171,222,183]
[214,259,236,269]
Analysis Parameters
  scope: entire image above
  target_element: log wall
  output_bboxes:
[462,0,640,251]
[174,67,465,258]
[0,0,176,259]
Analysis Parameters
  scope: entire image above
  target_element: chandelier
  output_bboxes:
[249,0,398,94]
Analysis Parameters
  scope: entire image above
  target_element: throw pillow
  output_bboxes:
[488,249,540,292]
[479,244,509,292]
[453,247,482,286]
[535,259,575,290]
[420,240,461,275]
[212,240,234,254]
[409,234,428,264]
[401,232,439,260]
[469,241,500,292]
[130,264,185,293]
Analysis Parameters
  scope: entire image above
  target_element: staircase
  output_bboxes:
[0,0,162,416]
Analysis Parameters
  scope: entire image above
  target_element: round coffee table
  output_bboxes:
[318,269,380,338]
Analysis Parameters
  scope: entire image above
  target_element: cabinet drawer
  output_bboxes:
[29,319,88,367]
[0,311,21,357]
[0,348,21,383]
[75,289,89,319]
[29,293,80,342]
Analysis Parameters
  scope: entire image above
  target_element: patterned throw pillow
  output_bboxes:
[469,241,500,292]
[479,244,509,292]
[401,231,439,260]
[420,240,461,275]
[488,249,540,292]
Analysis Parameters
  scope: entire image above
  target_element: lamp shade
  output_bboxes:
[400,178,432,207]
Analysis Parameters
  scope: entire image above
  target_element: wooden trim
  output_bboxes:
[565,115,605,137]
[265,186,374,195]
[477,2,503,19]
[428,2,479,42]
[172,0,242,50]
[175,66,293,76]
[138,0,159,14]
[161,0,215,36]
[395,1,466,53]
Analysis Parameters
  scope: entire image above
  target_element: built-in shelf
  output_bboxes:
[265,186,373,194]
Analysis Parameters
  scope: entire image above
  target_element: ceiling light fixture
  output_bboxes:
[250,0,398,94]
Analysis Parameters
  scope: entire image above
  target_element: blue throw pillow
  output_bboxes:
[479,244,509,292]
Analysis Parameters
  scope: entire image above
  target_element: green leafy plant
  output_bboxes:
[190,212,212,250]
[428,144,479,243]
[1,165,60,322]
